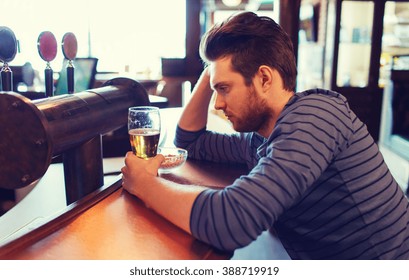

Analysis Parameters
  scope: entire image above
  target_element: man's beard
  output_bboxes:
[232,86,271,133]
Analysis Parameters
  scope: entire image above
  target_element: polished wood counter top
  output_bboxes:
[0,108,247,260]
[0,159,246,260]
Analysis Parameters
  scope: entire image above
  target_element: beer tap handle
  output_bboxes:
[0,26,18,91]
[37,31,57,96]
[1,63,13,91]
[62,32,78,94]
[67,60,74,93]
[44,62,53,97]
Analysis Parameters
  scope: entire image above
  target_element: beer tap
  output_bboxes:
[37,31,57,97]
[61,32,78,94]
[0,26,17,92]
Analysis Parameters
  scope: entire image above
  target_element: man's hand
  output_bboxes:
[178,68,213,132]
[121,152,164,199]
[120,151,205,234]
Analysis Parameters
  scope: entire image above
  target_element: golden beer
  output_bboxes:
[129,128,160,159]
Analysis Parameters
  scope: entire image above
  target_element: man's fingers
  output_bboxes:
[153,154,165,169]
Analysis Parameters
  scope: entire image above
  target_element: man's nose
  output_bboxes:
[214,93,226,111]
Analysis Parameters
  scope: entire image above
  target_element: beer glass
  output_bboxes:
[128,106,161,159]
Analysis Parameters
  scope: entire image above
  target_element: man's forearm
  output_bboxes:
[122,153,207,235]
[178,69,213,131]
[140,177,207,234]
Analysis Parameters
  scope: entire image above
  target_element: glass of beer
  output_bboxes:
[128,106,161,159]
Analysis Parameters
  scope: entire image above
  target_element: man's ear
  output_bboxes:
[258,65,274,90]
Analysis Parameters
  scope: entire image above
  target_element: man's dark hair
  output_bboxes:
[200,12,297,91]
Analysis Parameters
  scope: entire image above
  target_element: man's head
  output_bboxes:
[199,11,297,92]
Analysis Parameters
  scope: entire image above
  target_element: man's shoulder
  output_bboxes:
[298,88,347,102]
[280,88,353,127]
[290,88,350,112]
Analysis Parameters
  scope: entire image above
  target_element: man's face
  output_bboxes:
[209,56,271,133]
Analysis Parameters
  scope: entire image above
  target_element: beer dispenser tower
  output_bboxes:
[1,27,151,205]
[0,78,150,204]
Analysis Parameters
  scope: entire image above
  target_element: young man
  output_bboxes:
[121,12,409,259]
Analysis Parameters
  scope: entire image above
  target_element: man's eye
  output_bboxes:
[219,86,229,93]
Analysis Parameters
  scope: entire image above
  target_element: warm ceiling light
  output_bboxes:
[222,0,242,7]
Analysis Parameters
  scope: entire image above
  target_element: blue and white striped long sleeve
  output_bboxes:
[175,89,409,260]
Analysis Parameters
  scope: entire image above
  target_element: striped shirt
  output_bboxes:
[175,88,409,259]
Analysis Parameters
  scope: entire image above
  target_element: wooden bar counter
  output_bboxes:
[0,108,247,260]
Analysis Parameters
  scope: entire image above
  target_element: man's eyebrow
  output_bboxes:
[212,82,228,90]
